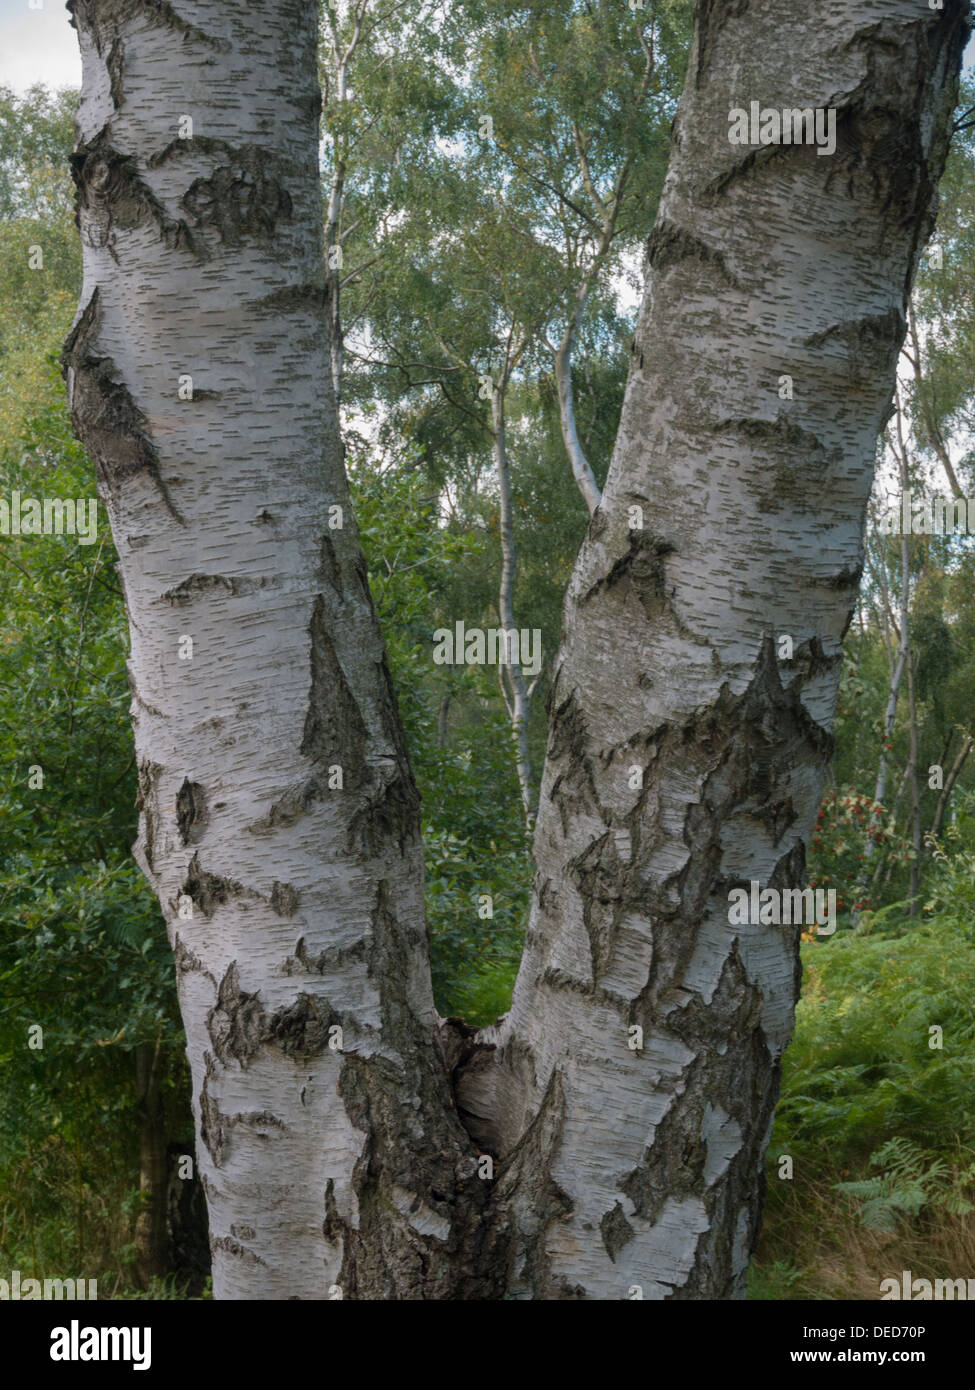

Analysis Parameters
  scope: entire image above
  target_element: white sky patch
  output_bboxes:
[612,242,643,318]
[0,0,80,93]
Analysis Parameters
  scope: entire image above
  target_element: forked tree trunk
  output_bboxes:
[63,0,493,1300]
[65,0,968,1300]
[462,0,969,1299]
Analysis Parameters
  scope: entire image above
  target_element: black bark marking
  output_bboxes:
[255,282,328,315]
[181,852,244,919]
[199,1060,226,1166]
[345,654,422,859]
[322,1178,343,1244]
[316,534,344,600]
[172,935,202,974]
[207,962,265,1068]
[266,993,336,1060]
[62,291,185,525]
[712,412,830,461]
[814,560,864,591]
[176,778,208,846]
[600,1202,636,1263]
[568,831,630,984]
[270,881,299,917]
[285,935,368,975]
[210,1235,266,1266]
[546,690,606,837]
[148,135,295,171]
[69,127,202,258]
[582,528,677,624]
[694,0,750,87]
[802,307,905,369]
[493,1069,575,1296]
[346,763,420,860]
[250,776,326,832]
[182,148,293,247]
[162,573,262,604]
[235,1110,285,1132]
[135,758,162,870]
[105,0,228,50]
[645,220,743,290]
[301,595,368,777]
[107,38,125,110]
[439,1017,501,1155]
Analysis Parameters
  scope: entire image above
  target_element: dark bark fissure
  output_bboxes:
[62,290,185,524]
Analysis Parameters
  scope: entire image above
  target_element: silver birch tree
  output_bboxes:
[65,0,968,1298]
[62,0,495,1301]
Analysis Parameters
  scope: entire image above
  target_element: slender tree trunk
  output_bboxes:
[492,388,535,825]
[134,1040,168,1287]
[862,544,909,865]
[553,331,602,516]
[64,0,493,1300]
[892,431,922,914]
[437,693,450,749]
[322,4,365,404]
[462,0,968,1299]
[905,623,922,914]
[931,733,972,841]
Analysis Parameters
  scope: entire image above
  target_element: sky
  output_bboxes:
[0,0,80,93]
[1,0,973,99]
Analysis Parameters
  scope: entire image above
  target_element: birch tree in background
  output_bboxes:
[63,0,968,1299]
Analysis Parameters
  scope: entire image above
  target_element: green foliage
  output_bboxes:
[350,448,530,1021]
[835,1137,975,1231]
[774,904,975,1163]
[747,1260,807,1301]
[0,370,188,1290]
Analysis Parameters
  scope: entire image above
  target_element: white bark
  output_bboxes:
[553,330,601,517]
[64,0,968,1302]
[492,387,535,825]
[931,732,972,840]
[861,521,910,875]
[461,0,969,1299]
[64,0,489,1300]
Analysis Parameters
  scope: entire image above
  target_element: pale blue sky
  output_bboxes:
[0,0,80,92]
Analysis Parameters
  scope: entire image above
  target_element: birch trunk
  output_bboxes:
[492,388,535,825]
[894,429,920,911]
[63,0,492,1300]
[868,554,909,844]
[859,525,910,892]
[462,0,968,1299]
[931,733,972,841]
